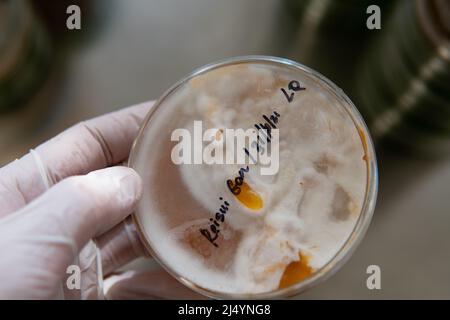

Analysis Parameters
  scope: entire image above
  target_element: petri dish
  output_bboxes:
[129,56,378,299]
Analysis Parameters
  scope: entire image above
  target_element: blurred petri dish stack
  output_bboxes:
[356,0,450,155]
[285,0,396,91]
[0,0,52,112]
[0,0,55,165]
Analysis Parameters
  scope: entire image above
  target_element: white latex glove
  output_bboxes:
[0,102,201,300]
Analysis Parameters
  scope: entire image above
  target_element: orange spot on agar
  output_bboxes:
[278,252,314,289]
[235,182,263,210]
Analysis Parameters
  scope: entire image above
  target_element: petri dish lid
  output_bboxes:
[129,56,377,299]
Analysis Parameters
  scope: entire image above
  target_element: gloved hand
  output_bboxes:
[0,102,201,299]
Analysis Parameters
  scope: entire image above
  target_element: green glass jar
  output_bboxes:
[356,0,450,155]
[0,0,52,113]
[285,0,397,92]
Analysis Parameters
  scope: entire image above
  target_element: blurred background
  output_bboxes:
[0,0,449,299]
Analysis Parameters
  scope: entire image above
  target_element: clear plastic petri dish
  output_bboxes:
[129,56,378,299]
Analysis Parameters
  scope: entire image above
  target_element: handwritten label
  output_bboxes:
[199,80,305,248]
[281,80,305,103]
[199,197,230,247]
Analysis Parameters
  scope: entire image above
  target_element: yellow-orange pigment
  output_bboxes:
[234,182,263,210]
[278,252,314,289]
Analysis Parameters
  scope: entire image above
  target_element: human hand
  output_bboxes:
[0,102,201,299]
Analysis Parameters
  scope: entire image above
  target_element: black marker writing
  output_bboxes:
[199,197,230,247]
